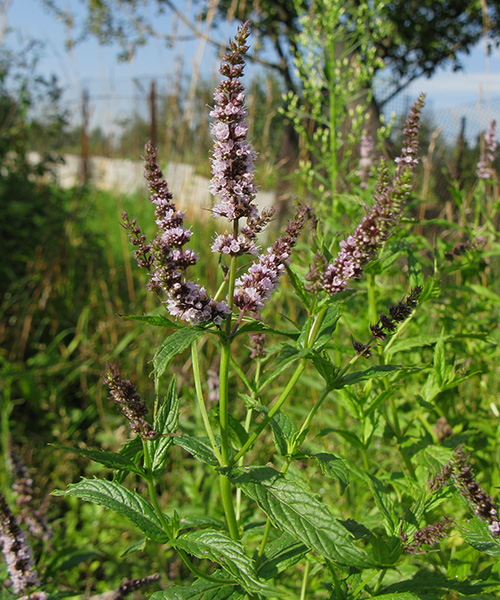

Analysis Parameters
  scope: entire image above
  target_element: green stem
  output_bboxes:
[299,558,311,600]
[143,440,232,584]
[230,360,306,465]
[191,341,222,464]
[218,221,241,541]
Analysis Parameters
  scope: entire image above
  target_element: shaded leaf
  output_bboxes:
[257,533,308,580]
[311,453,349,492]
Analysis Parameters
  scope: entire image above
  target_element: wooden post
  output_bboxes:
[80,88,90,184]
[149,79,157,148]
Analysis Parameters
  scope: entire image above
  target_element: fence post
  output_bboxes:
[149,79,157,148]
[80,88,90,184]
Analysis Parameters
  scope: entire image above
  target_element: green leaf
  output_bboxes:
[173,529,277,594]
[150,579,244,600]
[335,365,415,388]
[461,516,500,557]
[51,444,142,475]
[285,264,311,310]
[123,313,182,328]
[433,335,446,388]
[259,345,305,391]
[154,327,206,378]
[311,352,339,387]
[257,533,308,580]
[121,538,146,557]
[173,435,219,466]
[268,410,298,456]
[311,453,349,492]
[233,321,299,341]
[365,473,395,534]
[224,466,377,568]
[149,377,180,473]
[53,478,169,543]
[312,305,341,350]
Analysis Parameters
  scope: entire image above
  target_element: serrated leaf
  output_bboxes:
[122,313,182,328]
[335,365,414,388]
[311,352,339,387]
[461,516,500,556]
[259,345,305,391]
[365,473,395,534]
[150,377,180,473]
[224,466,377,568]
[233,321,299,341]
[268,410,297,456]
[272,343,302,369]
[154,327,206,378]
[173,529,277,594]
[150,579,244,600]
[313,305,341,350]
[257,533,308,580]
[51,444,142,474]
[311,453,349,492]
[285,264,311,310]
[53,478,169,543]
[173,435,219,466]
[115,436,144,483]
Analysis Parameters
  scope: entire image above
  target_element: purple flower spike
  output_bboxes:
[233,206,311,313]
[124,143,230,326]
[322,95,425,295]
[210,21,258,221]
[0,491,42,595]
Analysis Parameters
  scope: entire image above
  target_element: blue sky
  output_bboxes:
[5,0,500,142]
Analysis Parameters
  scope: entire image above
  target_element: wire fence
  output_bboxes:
[51,74,500,203]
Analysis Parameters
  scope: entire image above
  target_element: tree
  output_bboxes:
[44,0,500,107]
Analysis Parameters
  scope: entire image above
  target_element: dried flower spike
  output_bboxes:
[103,363,157,439]
[452,448,500,536]
[370,286,423,340]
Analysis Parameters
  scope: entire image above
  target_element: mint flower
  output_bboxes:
[321,94,425,295]
[0,491,42,595]
[123,143,230,326]
[233,206,311,313]
[209,21,258,222]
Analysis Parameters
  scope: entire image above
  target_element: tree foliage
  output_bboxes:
[47,0,500,104]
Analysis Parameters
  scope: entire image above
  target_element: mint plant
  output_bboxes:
[26,22,499,600]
